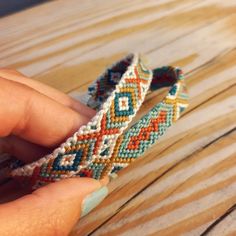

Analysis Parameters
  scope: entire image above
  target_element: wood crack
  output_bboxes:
[186,47,236,77]
[183,83,236,118]
[200,203,236,236]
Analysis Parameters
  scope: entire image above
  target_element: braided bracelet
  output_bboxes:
[11,54,189,189]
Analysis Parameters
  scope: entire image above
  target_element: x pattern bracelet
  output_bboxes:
[11,54,189,189]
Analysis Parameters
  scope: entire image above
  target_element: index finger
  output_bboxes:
[0,77,90,147]
[0,68,96,117]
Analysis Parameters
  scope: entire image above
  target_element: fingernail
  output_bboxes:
[81,186,108,218]
[109,173,118,181]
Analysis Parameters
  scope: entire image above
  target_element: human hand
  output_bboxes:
[0,69,108,236]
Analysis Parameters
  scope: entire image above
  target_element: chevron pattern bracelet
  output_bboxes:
[11,54,189,189]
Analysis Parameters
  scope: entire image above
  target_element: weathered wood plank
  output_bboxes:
[0,0,235,235]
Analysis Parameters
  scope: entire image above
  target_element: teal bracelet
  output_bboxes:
[11,54,189,189]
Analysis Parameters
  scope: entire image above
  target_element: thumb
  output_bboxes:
[0,178,108,236]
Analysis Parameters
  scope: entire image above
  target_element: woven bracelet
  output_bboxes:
[11,54,188,189]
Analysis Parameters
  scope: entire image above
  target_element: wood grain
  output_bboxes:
[0,0,235,235]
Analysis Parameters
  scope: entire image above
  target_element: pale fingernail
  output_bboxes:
[81,186,108,218]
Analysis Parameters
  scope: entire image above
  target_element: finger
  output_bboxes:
[0,135,50,163]
[0,176,109,204]
[0,68,95,117]
[0,77,89,147]
[0,176,109,203]
[0,179,30,203]
[0,178,108,236]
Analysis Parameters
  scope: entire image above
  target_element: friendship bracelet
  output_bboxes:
[82,66,189,178]
[11,54,152,188]
[11,54,189,189]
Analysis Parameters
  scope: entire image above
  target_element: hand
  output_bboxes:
[0,69,108,236]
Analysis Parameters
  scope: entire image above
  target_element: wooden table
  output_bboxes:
[0,0,236,235]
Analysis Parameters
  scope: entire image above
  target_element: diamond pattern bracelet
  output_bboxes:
[11,54,189,189]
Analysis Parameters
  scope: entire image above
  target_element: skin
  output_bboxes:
[0,69,108,236]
